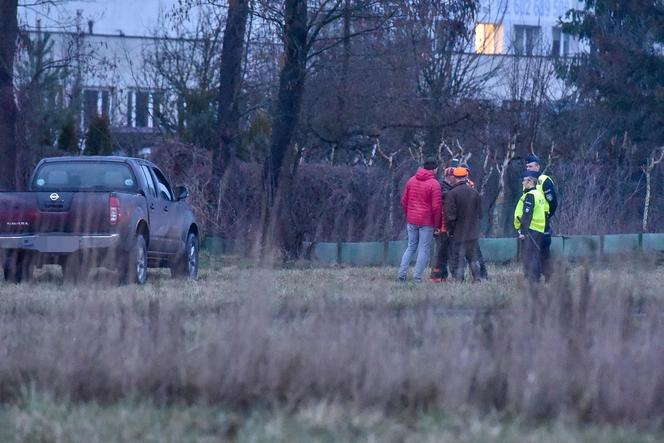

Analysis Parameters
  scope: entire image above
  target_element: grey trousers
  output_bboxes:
[398,224,434,281]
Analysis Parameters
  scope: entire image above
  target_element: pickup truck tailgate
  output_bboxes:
[0,192,111,235]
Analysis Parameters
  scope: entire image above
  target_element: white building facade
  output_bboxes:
[19,0,587,148]
[475,0,585,56]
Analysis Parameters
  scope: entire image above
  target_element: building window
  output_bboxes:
[126,90,161,128]
[513,25,541,56]
[552,27,570,57]
[135,91,149,127]
[82,88,112,129]
[475,23,504,54]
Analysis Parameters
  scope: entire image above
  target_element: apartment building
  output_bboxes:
[19,0,586,153]
[474,0,584,56]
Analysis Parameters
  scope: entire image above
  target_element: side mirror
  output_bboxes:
[175,185,189,201]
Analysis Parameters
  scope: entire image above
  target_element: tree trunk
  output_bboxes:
[386,155,398,238]
[332,0,351,164]
[214,0,250,179]
[0,0,18,190]
[642,148,664,232]
[490,166,508,236]
[643,169,652,232]
[261,0,308,259]
[490,138,516,236]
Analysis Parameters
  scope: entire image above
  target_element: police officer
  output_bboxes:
[514,171,548,283]
[525,154,557,280]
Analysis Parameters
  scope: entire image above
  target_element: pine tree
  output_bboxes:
[57,117,79,153]
[84,115,113,156]
[561,0,664,147]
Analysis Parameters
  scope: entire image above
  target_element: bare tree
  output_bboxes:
[216,0,251,176]
[143,5,225,149]
[642,146,664,232]
[393,0,504,156]
[0,0,19,190]
[259,0,309,259]
[257,0,386,258]
[490,136,515,235]
[375,137,401,235]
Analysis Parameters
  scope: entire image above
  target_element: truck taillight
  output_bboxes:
[109,196,120,225]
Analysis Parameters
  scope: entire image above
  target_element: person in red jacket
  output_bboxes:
[398,158,442,282]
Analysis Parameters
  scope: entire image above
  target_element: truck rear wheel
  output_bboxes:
[171,232,198,279]
[120,235,148,285]
[3,251,34,284]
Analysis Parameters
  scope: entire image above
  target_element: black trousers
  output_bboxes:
[476,243,488,279]
[451,239,482,282]
[541,232,552,281]
[431,233,450,279]
[522,230,544,283]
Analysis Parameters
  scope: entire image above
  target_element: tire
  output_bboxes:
[171,232,198,279]
[120,235,148,285]
[3,251,34,284]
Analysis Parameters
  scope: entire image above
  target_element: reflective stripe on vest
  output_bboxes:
[514,188,547,233]
[536,174,553,214]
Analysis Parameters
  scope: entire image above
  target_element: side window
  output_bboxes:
[139,165,157,197]
[152,168,173,201]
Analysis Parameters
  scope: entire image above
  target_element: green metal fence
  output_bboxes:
[204,233,664,266]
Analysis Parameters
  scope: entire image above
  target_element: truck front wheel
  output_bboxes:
[171,232,198,279]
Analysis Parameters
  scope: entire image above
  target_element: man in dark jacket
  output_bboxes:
[458,161,488,280]
[398,158,442,282]
[445,167,483,282]
[430,166,454,282]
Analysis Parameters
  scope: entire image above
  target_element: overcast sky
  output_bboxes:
[19,0,177,36]
[19,0,582,37]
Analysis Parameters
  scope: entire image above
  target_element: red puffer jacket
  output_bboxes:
[401,168,442,228]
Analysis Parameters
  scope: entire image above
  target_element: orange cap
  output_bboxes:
[452,167,468,178]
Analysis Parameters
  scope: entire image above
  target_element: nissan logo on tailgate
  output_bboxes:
[49,193,59,201]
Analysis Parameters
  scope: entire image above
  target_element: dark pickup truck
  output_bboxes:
[0,156,200,284]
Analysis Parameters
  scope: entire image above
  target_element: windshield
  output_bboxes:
[32,161,138,192]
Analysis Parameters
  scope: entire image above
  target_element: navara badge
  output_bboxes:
[49,193,59,201]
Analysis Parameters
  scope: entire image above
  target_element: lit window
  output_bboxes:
[475,23,504,54]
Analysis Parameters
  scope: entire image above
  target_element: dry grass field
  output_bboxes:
[1,254,663,442]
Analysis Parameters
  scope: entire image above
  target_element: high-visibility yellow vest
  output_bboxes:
[514,188,547,233]
[537,174,553,214]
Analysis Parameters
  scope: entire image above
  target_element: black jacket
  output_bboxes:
[519,190,535,233]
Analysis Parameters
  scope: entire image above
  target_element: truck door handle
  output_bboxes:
[164,206,169,212]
